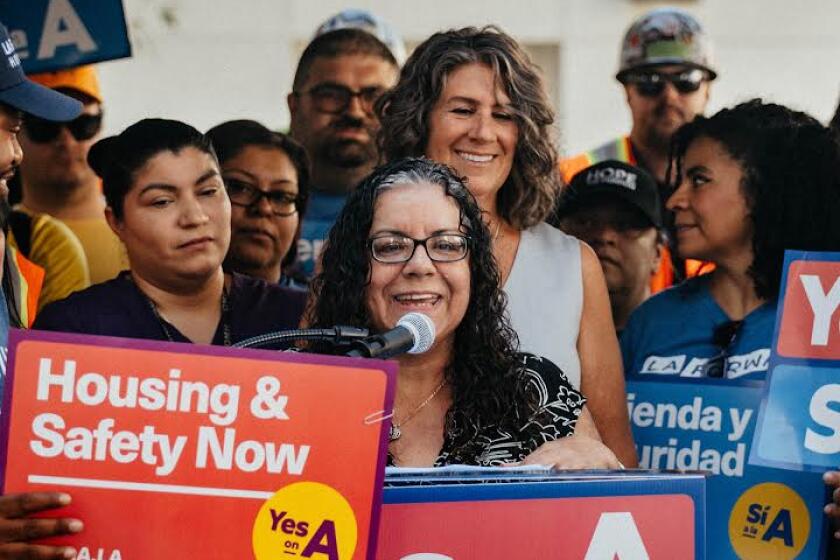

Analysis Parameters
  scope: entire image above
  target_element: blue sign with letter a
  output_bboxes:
[751,251,840,472]
[0,0,131,73]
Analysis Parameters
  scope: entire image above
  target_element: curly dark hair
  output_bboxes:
[309,157,534,458]
[376,26,559,230]
[669,99,840,299]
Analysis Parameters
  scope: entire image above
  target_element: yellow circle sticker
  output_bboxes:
[252,482,358,560]
[728,482,810,560]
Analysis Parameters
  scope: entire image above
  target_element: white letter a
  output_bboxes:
[37,0,97,59]
[584,512,650,560]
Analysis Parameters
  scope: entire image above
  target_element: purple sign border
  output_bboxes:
[0,328,397,560]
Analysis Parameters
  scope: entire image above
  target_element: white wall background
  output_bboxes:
[97,0,840,156]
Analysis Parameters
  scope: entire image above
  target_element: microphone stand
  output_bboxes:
[233,326,370,350]
[346,335,404,359]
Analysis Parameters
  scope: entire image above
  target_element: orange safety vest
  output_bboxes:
[558,136,712,293]
[5,245,44,327]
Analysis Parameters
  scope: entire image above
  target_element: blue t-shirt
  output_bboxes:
[296,191,348,276]
[621,275,777,381]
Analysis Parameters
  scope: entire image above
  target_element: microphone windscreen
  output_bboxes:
[397,312,436,354]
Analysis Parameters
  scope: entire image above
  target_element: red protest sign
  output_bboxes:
[378,493,698,558]
[777,259,840,359]
[0,330,395,559]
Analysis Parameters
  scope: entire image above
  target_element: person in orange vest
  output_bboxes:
[0,31,84,334]
[558,7,717,290]
[0,19,85,560]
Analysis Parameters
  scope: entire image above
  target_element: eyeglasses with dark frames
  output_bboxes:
[703,320,744,378]
[224,178,300,217]
[23,112,103,143]
[622,68,707,97]
[294,83,385,114]
[368,234,470,264]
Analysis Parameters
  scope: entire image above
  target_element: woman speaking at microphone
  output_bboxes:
[309,157,620,468]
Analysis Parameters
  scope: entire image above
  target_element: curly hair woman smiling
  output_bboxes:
[310,157,619,468]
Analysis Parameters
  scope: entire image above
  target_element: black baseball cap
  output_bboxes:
[0,23,82,121]
[559,160,662,228]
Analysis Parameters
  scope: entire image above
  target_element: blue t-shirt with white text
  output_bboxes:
[620,275,777,381]
[296,191,348,277]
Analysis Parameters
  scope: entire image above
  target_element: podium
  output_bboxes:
[378,467,706,559]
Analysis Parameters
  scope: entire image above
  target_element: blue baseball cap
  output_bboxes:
[0,23,82,121]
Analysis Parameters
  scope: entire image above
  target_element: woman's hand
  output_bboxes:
[521,435,622,470]
[824,470,840,539]
[0,492,81,559]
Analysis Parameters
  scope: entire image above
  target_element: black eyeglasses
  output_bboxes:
[368,234,470,264]
[295,84,385,114]
[224,178,300,217]
[623,69,707,97]
[23,112,103,143]
[703,320,743,378]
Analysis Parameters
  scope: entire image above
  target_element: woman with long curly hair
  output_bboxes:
[376,26,636,466]
[309,157,619,468]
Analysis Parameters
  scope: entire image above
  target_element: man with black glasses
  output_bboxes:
[18,65,128,284]
[288,28,399,276]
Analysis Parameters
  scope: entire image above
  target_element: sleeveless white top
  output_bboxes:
[504,222,583,388]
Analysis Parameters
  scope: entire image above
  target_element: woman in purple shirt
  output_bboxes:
[33,118,305,345]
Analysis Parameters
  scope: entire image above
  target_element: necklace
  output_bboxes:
[389,378,447,442]
[492,219,502,241]
[132,275,232,346]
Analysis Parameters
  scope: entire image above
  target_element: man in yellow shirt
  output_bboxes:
[17,65,128,284]
[6,207,89,309]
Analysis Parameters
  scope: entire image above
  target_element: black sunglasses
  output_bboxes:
[23,112,103,143]
[294,84,384,115]
[703,320,744,378]
[623,69,707,97]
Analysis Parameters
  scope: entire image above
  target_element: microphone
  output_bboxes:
[346,313,436,359]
